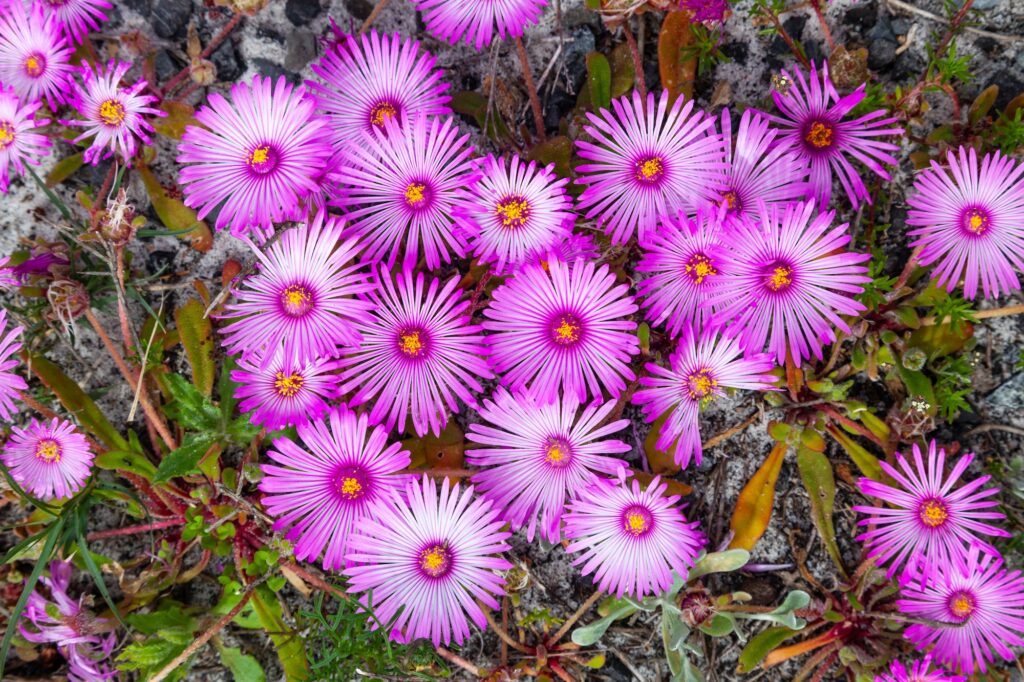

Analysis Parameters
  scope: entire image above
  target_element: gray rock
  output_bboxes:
[984,372,1024,428]
[285,0,322,27]
[122,0,151,17]
[252,58,300,85]
[992,68,1024,110]
[152,0,191,39]
[868,38,898,71]
[972,0,1002,10]
[154,49,179,82]
[344,0,375,21]
[284,29,318,72]
[211,38,243,83]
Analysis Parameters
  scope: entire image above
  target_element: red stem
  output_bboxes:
[86,518,185,541]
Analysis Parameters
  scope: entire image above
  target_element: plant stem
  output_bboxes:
[810,1,835,51]
[760,1,810,69]
[885,245,923,302]
[283,562,350,601]
[922,303,1024,326]
[622,20,647,101]
[515,35,547,143]
[161,12,243,97]
[86,518,185,541]
[19,394,61,422]
[548,589,603,648]
[481,601,534,654]
[360,0,392,34]
[435,646,481,676]
[820,405,886,449]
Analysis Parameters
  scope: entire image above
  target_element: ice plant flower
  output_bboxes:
[178,75,332,239]
[853,440,1009,585]
[526,232,600,271]
[308,31,450,159]
[345,475,512,646]
[35,0,112,44]
[0,85,51,193]
[1,418,94,500]
[456,154,575,273]
[708,201,870,366]
[65,60,164,165]
[231,348,341,431]
[333,114,475,271]
[634,329,776,469]
[466,388,630,542]
[717,108,809,224]
[907,146,1024,300]
[484,259,639,403]
[766,60,902,209]
[0,308,27,420]
[338,268,492,437]
[636,209,726,337]
[898,544,1024,675]
[0,0,74,109]
[575,90,727,244]
[680,0,730,23]
[219,211,375,365]
[259,407,411,570]
[874,655,964,682]
[20,561,117,682]
[409,0,549,51]
[0,256,16,289]
[564,471,705,599]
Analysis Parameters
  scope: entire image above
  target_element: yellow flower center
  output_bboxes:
[686,368,718,400]
[420,544,450,578]
[246,144,277,174]
[495,195,531,229]
[721,191,739,211]
[0,122,14,150]
[34,438,62,463]
[766,265,793,292]
[635,155,665,183]
[280,284,314,317]
[24,54,45,78]
[99,99,126,126]
[273,372,304,398]
[404,182,428,208]
[552,315,581,345]
[339,476,363,499]
[918,499,949,528]
[685,253,718,285]
[623,508,651,537]
[369,101,398,128]
[964,208,989,236]
[805,121,835,149]
[398,330,424,357]
[948,591,976,619]
[543,438,572,467]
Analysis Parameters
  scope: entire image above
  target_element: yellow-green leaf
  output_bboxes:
[152,101,199,140]
[251,585,309,681]
[138,165,213,252]
[796,445,846,578]
[46,152,84,187]
[586,52,611,111]
[826,427,884,482]
[729,441,787,551]
[644,411,681,476]
[174,298,214,396]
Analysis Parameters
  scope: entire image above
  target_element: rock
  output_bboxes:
[972,0,1000,9]
[211,38,243,83]
[992,68,1024,110]
[843,4,876,33]
[544,87,574,131]
[868,38,898,71]
[252,58,300,85]
[122,0,151,17]
[344,0,374,21]
[782,15,806,41]
[255,25,286,43]
[152,0,191,39]
[284,29,318,72]
[154,49,180,82]
[984,373,1024,428]
[721,40,749,66]
[562,26,596,93]
[285,0,322,27]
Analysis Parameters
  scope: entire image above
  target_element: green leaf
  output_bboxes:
[827,427,884,481]
[968,84,998,126]
[448,91,513,144]
[586,52,612,111]
[688,549,750,580]
[46,152,84,187]
[699,613,736,637]
[155,433,217,482]
[525,136,574,180]
[152,101,199,140]
[735,591,810,630]
[95,449,158,481]
[219,355,243,418]
[251,585,309,681]
[164,373,220,431]
[215,641,266,682]
[571,601,639,646]
[75,510,129,629]
[796,445,846,578]
[138,164,213,252]
[174,298,215,396]
[127,601,197,634]
[25,352,129,450]
[737,626,800,673]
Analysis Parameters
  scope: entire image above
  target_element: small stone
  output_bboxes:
[252,58,300,85]
[154,49,180,81]
[123,0,151,16]
[562,26,595,93]
[152,0,191,39]
[868,39,898,71]
[991,68,1024,110]
[285,0,322,26]
[972,0,1000,9]
[843,4,876,32]
[343,0,374,21]
[721,41,749,66]
[285,29,318,72]
[211,38,243,82]
[782,15,806,41]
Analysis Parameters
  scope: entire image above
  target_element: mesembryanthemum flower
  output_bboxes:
[907,145,1024,300]
[219,211,376,365]
[409,0,549,51]
[338,267,492,437]
[178,75,332,239]
[853,440,1008,585]
[0,84,51,193]
[873,655,964,682]
[466,388,630,542]
[634,328,776,469]
[0,308,27,420]
[259,407,411,570]
[0,0,74,109]
[345,475,513,646]
[334,114,476,272]
[564,471,705,599]
[708,201,870,366]
[898,544,1024,675]
[575,90,727,245]
[484,258,639,404]
[456,154,575,273]
[307,30,450,159]
[767,60,902,209]
[230,348,341,431]
[65,60,164,166]
[636,209,726,337]
[35,0,112,44]
[1,418,94,500]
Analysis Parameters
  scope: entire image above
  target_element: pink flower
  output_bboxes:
[1,418,94,500]
[0,0,74,109]
[0,84,51,193]
[230,347,341,431]
[409,0,549,51]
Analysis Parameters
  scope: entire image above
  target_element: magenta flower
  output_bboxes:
[0,256,17,289]
[1,418,94,500]
[338,268,492,437]
[636,209,726,337]
[466,388,630,542]
[219,211,376,365]
[178,75,332,239]
[634,329,776,469]
[65,60,164,166]
[525,232,600,272]
[680,0,729,23]
[259,407,411,570]
[20,561,117,682]
[409,0,549,51]
[766,60,902,209]
[333,115,475,272]
[36,0,111,44]
[456,154,575,273]
[576,90,727,245]
[708,201,870,366]
[907,146,1024,300]
[231,348,341,431]
[873,655,964,682]
[0,85,51,193]
[853,440,1008,585]
[0,1,74,109]
[308,30,450,159]
[898,544,1024,675]
[484,259,639,404]
[345,475,512,646]
[0,308,27,420]
[717,108,809,224]
[564,471,705,599]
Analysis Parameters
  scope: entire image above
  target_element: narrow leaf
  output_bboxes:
[215,641,266,682]
[689,549,750,580]
[729,441,787,551]
[737,626,800,673]
[826,427,884,482]
[46,152,84,187]
[174,298,215,396]
[796,445,846,578]
[138,165,213,252]
[251,585,309,681]
[586,52,612,111]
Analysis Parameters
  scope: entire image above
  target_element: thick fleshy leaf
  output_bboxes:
[139,165,213,252]
[46,152,84,187]
[737,626,801,673]
[251,585,310,681]
[689,549,750,580]
[796,445,846,577]
[153,101,199,140]
[586,52,612,111]
[174,297,215,396]
[659,11,697,103]
[729,441,787,551]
